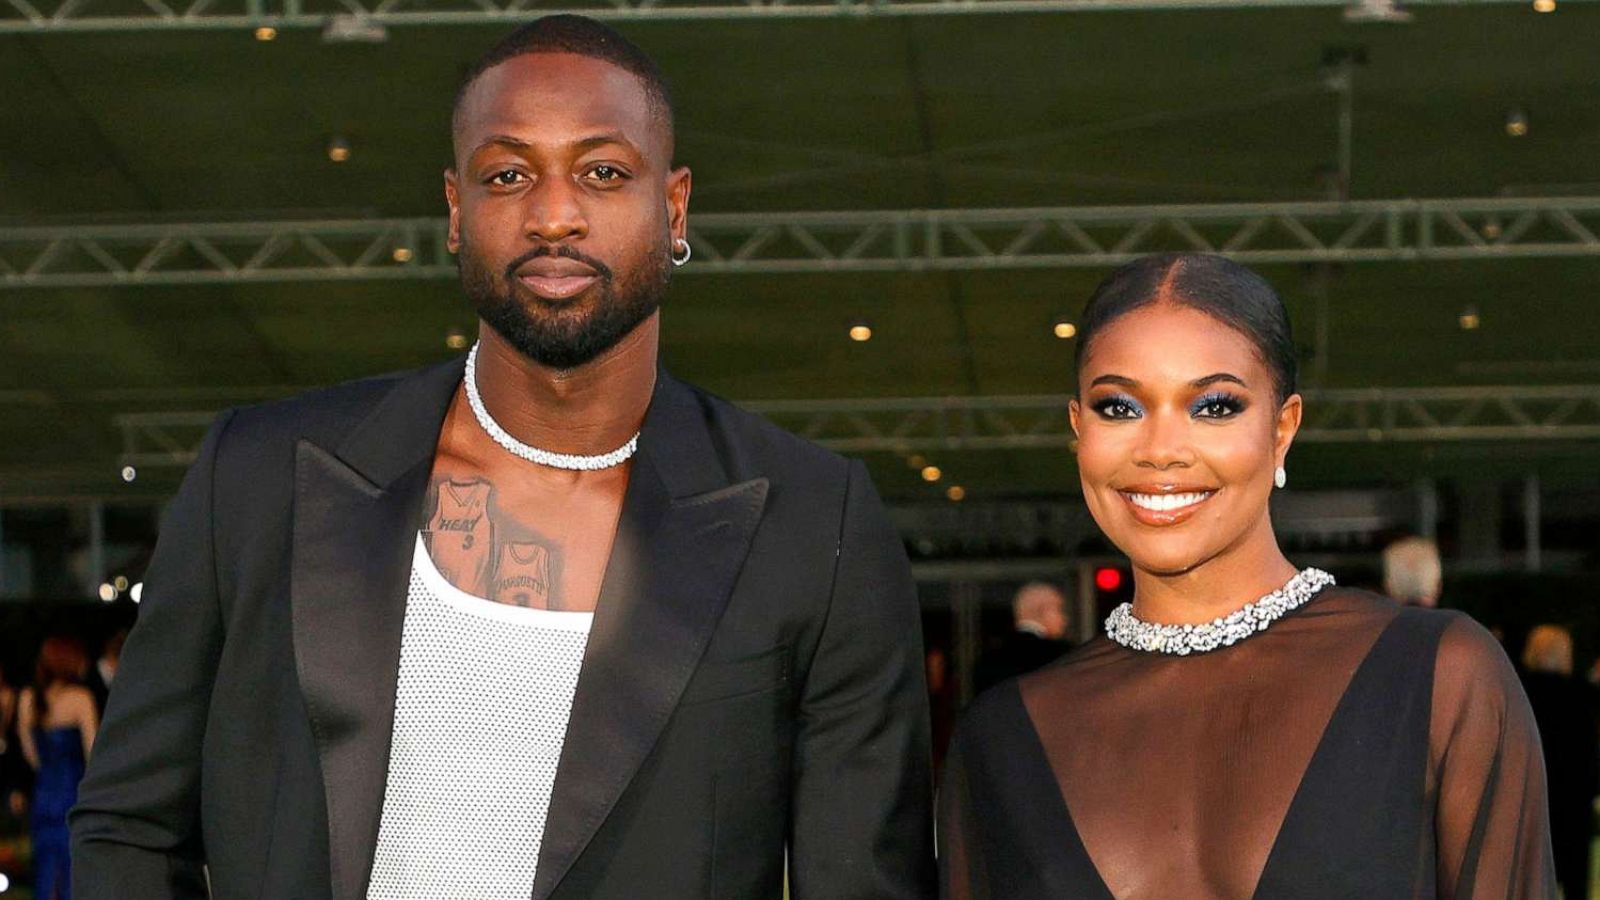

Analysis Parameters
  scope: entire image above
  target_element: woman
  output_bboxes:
[18,636,99,900]
[940,254,1553,899]
[1519,625,1596,900]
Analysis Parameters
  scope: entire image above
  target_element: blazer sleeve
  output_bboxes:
[788,459,937,900]
[69,410,235,899]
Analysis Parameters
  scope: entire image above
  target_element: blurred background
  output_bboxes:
[2,0,1599,895]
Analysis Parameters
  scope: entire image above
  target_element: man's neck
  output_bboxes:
[472,313,660,456]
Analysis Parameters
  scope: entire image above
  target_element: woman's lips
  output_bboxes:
[1117,489,1216,526]
[517,273,599,300]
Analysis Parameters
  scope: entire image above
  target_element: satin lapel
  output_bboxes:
[292,442,432,900]
[289,357,462,900]
[531,446,770,900]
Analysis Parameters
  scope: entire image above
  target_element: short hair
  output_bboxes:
[1523,624,1573,676]
[1074,253,1298,404]
[452,15,676,154]
[1381,536,1442,607]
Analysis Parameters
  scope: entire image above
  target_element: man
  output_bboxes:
[973,582,1072,694]
[1381,535,1441,608]
[71,17,935,900]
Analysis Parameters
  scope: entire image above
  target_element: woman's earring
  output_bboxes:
[671,237,692,267]
[1274,466,1287,489]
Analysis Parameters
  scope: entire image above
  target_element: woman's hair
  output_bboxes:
[1522,625,1574,676]
[1075,253,1298,403]
[32,635,88,724]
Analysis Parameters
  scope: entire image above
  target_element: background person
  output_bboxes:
[1520,624,1598,900]
[1382,536,1442,609]
[973,582,1073,694]
[18,636,97,900]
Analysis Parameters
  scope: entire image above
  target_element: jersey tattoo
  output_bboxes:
[494,542,555,609]
[425,479,494,595]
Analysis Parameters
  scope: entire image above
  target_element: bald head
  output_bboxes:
[1013,582,1069,640]
[1382,536,1441,608]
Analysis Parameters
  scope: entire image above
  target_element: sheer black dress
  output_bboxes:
[940,588,1555,899]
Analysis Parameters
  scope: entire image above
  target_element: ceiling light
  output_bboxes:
[327,136,352,163]
[921,465,942,483]
[120,465,137,483]
[113,575,129,591]
[98,583,117,603]
[1053,320,1078,339]
[1459,306,1482,330]
[945,485,966,502]
[254,26,278,41]
[445,326,470,350]
[1533,0,1555,11]
[130,582,144,604]
[392,246,413,263]
[1505,109,1529,137]
[848,322,873,342]
[1481,217,1503,240]
[907,454,927,469]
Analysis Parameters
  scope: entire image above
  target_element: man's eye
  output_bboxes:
[586,165,626,183]
[486,170,525,187]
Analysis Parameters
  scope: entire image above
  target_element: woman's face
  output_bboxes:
[1069,303,1300,576]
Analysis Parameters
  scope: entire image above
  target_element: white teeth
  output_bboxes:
[1126,491,1212,512]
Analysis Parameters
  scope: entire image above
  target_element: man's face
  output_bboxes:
[445,52,690,369]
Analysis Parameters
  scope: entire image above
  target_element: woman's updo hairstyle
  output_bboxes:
[1074,253,1299,404]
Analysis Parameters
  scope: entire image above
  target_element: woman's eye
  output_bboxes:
[1192,394,1246,418]
[1092,398,1142,420]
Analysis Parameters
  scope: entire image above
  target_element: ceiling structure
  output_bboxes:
[3,2,1599,503]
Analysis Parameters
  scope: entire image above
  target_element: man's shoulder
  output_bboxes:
[220,361,448,450]
[671,377,853,484]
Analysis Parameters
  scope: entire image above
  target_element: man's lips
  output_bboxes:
[513,259,601,300]
[1116,485,1218,526]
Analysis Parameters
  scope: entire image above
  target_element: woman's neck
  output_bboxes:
[1128,516,1300,626]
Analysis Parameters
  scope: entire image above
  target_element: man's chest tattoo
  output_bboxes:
[422,476,563,608]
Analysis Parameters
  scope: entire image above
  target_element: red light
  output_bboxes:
[1094,567,1124,592]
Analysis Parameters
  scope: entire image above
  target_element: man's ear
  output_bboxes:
[666,166,692,247]
[444,168,462,254]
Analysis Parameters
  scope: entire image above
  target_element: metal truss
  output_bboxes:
[2,0,1585,34]
[7,197,1600,288]
[114,384,1600,469]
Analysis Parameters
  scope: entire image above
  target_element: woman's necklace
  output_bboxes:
[463,341,640,471]
[1104,567,1336,656]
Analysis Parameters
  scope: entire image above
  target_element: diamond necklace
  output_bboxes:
[1104,567,1336,656]
[463,341,641,471]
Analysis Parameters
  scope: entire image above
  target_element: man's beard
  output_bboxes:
[459,237,669,370]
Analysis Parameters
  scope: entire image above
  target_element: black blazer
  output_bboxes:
[71,357,936,900]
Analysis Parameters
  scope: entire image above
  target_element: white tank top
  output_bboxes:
[366,535,592,899]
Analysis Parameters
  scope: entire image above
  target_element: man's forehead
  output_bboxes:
[456,52,660,145]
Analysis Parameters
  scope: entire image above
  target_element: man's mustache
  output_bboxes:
[504,245,613,282]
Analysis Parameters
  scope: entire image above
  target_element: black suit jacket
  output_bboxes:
[71,358,936,900]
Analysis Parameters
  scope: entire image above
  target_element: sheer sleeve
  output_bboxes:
[937,730,988,900]
[1430,615,1557,898]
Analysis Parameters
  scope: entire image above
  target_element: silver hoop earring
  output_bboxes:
[671,237,691,267]
[1274,466,1287,489]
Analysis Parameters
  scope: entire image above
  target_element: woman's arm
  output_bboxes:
[17,688,39,772]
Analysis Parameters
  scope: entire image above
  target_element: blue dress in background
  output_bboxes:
[31,726,85,900]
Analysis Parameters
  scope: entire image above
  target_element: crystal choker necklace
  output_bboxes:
[1104,568,1336,656]
[463,341,640,471]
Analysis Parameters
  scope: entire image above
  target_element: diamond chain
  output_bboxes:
[1105,568,1337,656]
[463,341,640,471]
